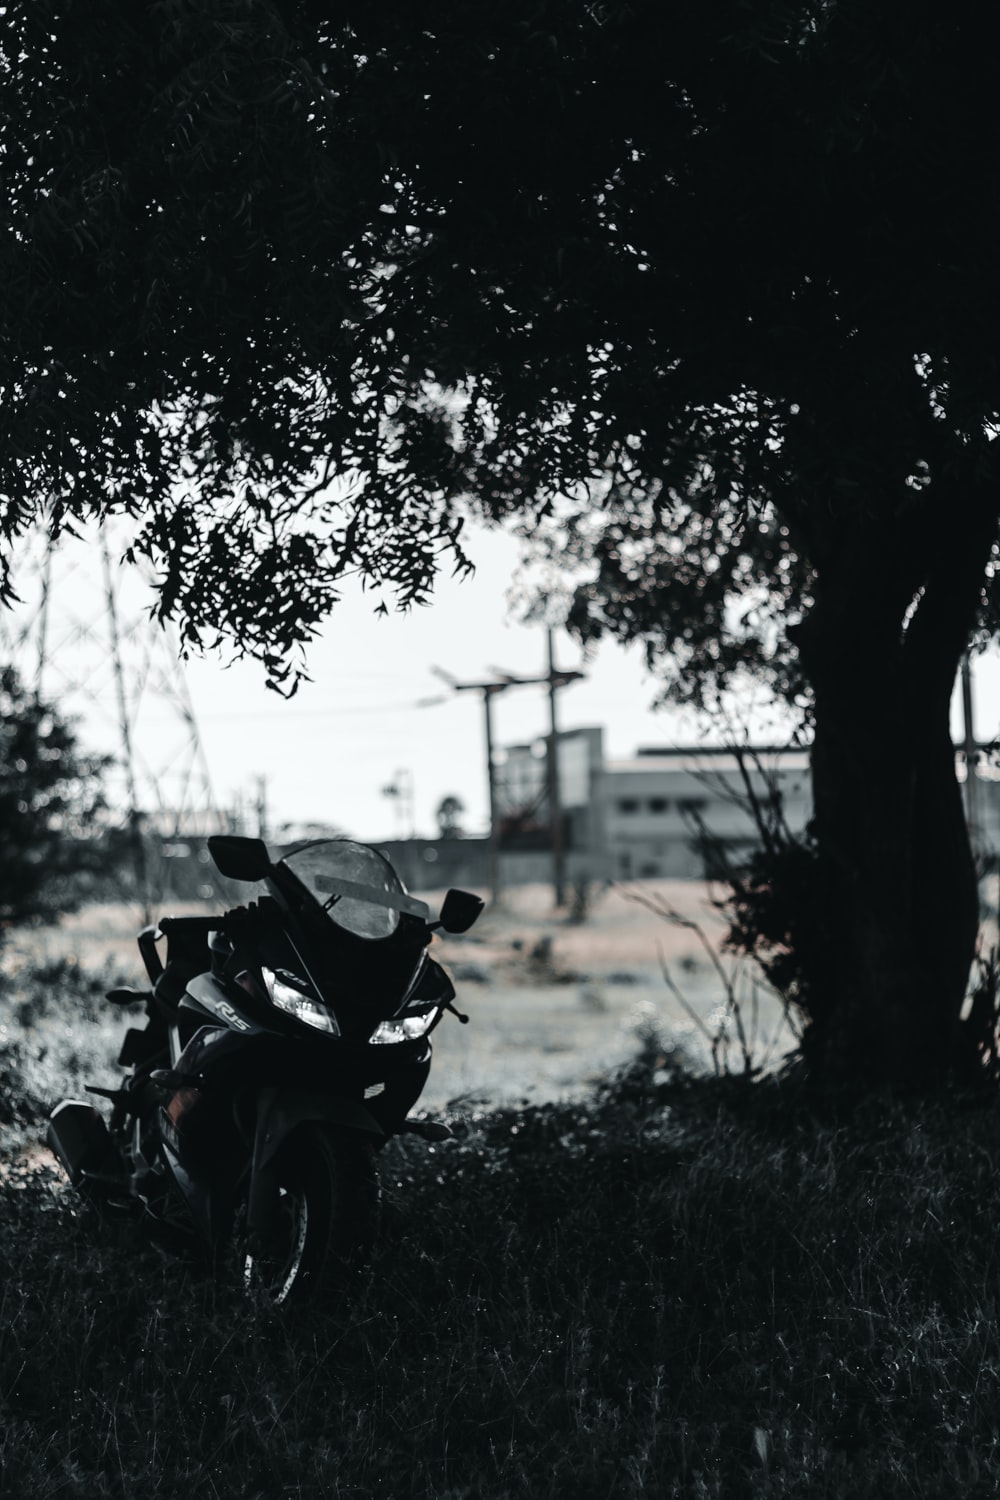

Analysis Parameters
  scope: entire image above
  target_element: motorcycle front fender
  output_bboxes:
[246,1086,384,1240]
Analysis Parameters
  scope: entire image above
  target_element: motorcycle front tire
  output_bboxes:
[238,1123,379,1306]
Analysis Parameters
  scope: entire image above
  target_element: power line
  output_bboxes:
[171,694,452,722]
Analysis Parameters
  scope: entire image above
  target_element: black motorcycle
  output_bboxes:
[47,834,483,1303]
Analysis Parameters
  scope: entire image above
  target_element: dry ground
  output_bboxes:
[425,879,795,1102]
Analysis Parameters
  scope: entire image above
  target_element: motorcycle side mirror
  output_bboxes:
[207,835,272,882]
[436,888,485,935]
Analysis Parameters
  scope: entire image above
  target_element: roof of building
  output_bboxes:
[634,743,810,758]
[610,748,812,775]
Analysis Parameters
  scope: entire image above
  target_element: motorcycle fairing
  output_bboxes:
[183,973,270,1034]
[171,1021,431,1100]
[399,956,456,1015]
[160,1020,431,1170]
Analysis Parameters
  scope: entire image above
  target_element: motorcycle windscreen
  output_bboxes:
[279,840,429,940]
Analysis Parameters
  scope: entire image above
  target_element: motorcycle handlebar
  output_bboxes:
[158,914,228,936]
[158,908,257,939]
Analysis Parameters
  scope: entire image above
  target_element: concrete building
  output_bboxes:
[494,728,812,885]
[603,745,812,880]
[371,731,813,892]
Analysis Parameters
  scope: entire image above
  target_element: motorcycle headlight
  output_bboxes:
[369,1009,436,1046]
[262,967,339,1035]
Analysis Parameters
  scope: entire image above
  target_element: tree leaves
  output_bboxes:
[3,0,1000,699]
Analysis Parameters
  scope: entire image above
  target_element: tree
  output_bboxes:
[0,667,107,943]
[4,1,1000,1084]
[435,795,466,841]
[506,2,1000,1089]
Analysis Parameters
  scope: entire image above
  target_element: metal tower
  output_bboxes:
[0,519,226,907]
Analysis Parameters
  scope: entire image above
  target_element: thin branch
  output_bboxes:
[625,885,753,1073]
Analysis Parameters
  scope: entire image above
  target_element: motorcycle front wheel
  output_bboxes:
[238,1124,379,1305]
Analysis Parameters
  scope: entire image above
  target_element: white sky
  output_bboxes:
[4,516,1000,841]
[179,523,710,840]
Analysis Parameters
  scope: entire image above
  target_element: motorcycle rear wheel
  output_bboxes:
[238,1124,379,1305]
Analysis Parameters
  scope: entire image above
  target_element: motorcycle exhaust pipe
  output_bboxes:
[46,1099,120,1187]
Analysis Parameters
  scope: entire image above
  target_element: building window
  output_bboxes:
[617,798,640,814]
[648,797,669,813]
[677,796,708,815]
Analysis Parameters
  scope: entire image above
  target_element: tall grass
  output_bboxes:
[4,1025,1000,1497]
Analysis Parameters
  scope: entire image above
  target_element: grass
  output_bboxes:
[4,974,1000,1495]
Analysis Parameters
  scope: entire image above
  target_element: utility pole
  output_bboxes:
[434,640,583,908]
[546,628,567,907]
[381,768,414,840]
[432,670,511,906]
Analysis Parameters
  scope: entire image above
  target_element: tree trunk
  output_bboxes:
[796,495,995,1091]
[806,640,976,1089]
